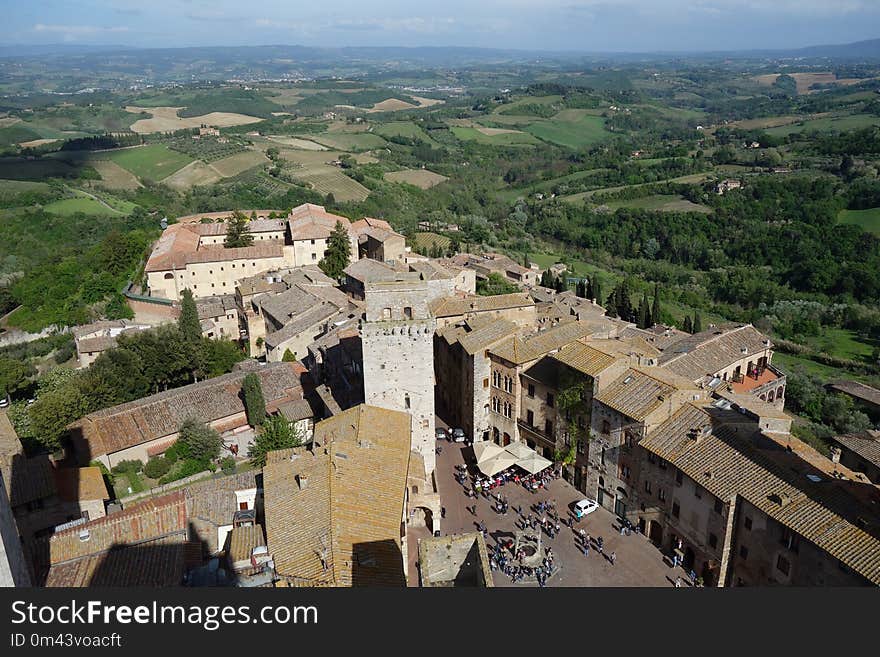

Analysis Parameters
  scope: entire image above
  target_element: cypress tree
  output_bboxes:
[178,289,201,344]
[585,277,593,301]
[683,315,693,333]
[593,280,602,308]
[555,275,565,293]
[318,220,352,279]
[693,311,703,333]
[242,373,266,427]
[638,296,648,330]
[652,284,661,327]
[223,210,253,248]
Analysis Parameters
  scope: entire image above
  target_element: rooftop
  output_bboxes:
[263,405,411,586]
[658,324,771,382]
[430,293,534,318]
[490,320,597,365]
[641,403,880,585]
[834,430,880,469]
[595,367,701,422]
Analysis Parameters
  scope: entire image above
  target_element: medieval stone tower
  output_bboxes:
[361,273,437,475]
[0,469,30,586]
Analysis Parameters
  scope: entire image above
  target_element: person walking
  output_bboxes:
[675,576,682,588]
[610,551,616,566]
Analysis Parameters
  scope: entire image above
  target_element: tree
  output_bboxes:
[652,284,661,328]
[693,311,703,333]
[318,220,351,279]
[554,275,565,293]
[638,293,649,329]
[178,289,201,344]
[242,373,266,427]
[177,417,222,462]
[223,211,253,248]
[282,349,297,362]
[448,235,460,257]
[593,280,601,306]
[477,272,519,296]
[248,414,304,467]
[0,357,33,399]
[683,315,693,333]
[324,193,336,207]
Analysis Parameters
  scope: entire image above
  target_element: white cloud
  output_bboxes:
[33,24,131,35]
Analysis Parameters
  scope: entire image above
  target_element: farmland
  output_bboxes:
[602,194,712,213]
[108,144,193,181]
[524,114,609,149]
[125,106,264,134]
[450,126,540,146]
[384,169,448,189]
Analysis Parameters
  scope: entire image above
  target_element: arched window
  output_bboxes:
[164,273,173,279]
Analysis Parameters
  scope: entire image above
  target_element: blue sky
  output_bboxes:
[1,0,878,52]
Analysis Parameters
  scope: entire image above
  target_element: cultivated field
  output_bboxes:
[18,138,59,148]
[125,106,264,134]
[561,173,714,204]
[384,169,448,189]
[208,150,268,178]
[603,194,712,213]
[265,136,327,150]
[108,144,193,181]
[373,121,439,145]
[307,132,387,151]
[450,126,540,146]
[91,159,143,190]
[410,232,451,251]
[752,72,877,94]
[281,149,370,202]
[161,161,222,190]
[765,114,880,136]
[525,114,609,149]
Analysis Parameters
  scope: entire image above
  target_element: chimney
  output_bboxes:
[297,474,308,490]
[831,446,841,464]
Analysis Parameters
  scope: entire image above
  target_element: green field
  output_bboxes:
[800,328,878,363]
[604,194,712,214]
[524,115,609,149]
[43,190,136,216]
[373,121,438,145]
[561,172,713,204]
[307,132,387,151]
[410,232,451,251]
[108,144,193,181]
[773,352,880,388]
[497,168,611,202]
[0,179,51,193]
[450,126,540,147]
[765,114,880,136]
[838,207,880,235]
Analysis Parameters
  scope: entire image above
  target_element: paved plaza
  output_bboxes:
[428,433,693,587]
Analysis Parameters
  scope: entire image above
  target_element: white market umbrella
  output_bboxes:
[504,442,534,460]
[516,453,552,475]
[477,453,518,477]
[473,440,505,464]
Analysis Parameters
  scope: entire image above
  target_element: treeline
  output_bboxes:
[60,133,142,151]
[524,176,880,308]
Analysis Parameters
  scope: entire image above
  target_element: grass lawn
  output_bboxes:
[524,115,609,149]
[604,194,712,214]
[109,144,193,181]
[496,167,611,202]
[838,207,880,236]
[307,132,387,151]
[772,352,880,388]
[800,328,878,363]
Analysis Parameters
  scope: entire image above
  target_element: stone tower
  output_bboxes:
[361,273,437,475]
[0,468,30,586]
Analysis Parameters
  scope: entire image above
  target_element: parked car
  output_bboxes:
[0,398,8,409]
[451,428,467,443]
[574,498,599,519]
[435,428,448,440]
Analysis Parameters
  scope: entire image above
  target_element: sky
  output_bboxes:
[1,0,878,53]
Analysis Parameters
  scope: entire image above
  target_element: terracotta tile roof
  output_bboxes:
[350,217,394,234]
[68,362,304,458]
[595,367,701,422]
[264,302,340,350]
[551,340,618,377]
[457,319,520,355]
[619,324,690,351]
[228,524,266,565]
[144,222,284,272]
[75,335,118,354]
[642,404,880,585]
[196,294,236,320]
[191,219,285,236]
[490,320,596,365]
[828,381,880,407]
[54,467,109,504]
[658,324,771,381]
[343,258,399,283]
[429,293,533,318]
[46,492,189,587]
[287,203,351,241]
[263,405,411,586]
[185,471,260,528]
[1,454,55,507]
[408,260,455,281]
[834,431,880,468]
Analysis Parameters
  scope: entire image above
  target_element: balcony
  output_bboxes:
[518,419,556,447]
[728,364,785,395]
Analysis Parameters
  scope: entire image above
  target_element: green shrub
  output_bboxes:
[220,456,236,475]
[158,458,210,485]
[111,459,143,476]
[163,441,183,463]
[143,457,172,479]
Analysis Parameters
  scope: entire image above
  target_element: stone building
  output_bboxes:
[429,292,536,329]
[637,402,880,586]
[195,294,240,340]
[73,319,152,368]
[0,468,30,586]
[263,405,426,587]
[418,533,493,587]
[831,430,880,484]
[67,361,309,469]
[361,273,437,475]
[586,366,707,518]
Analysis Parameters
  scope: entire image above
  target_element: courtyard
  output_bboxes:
[428,435,692,587]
